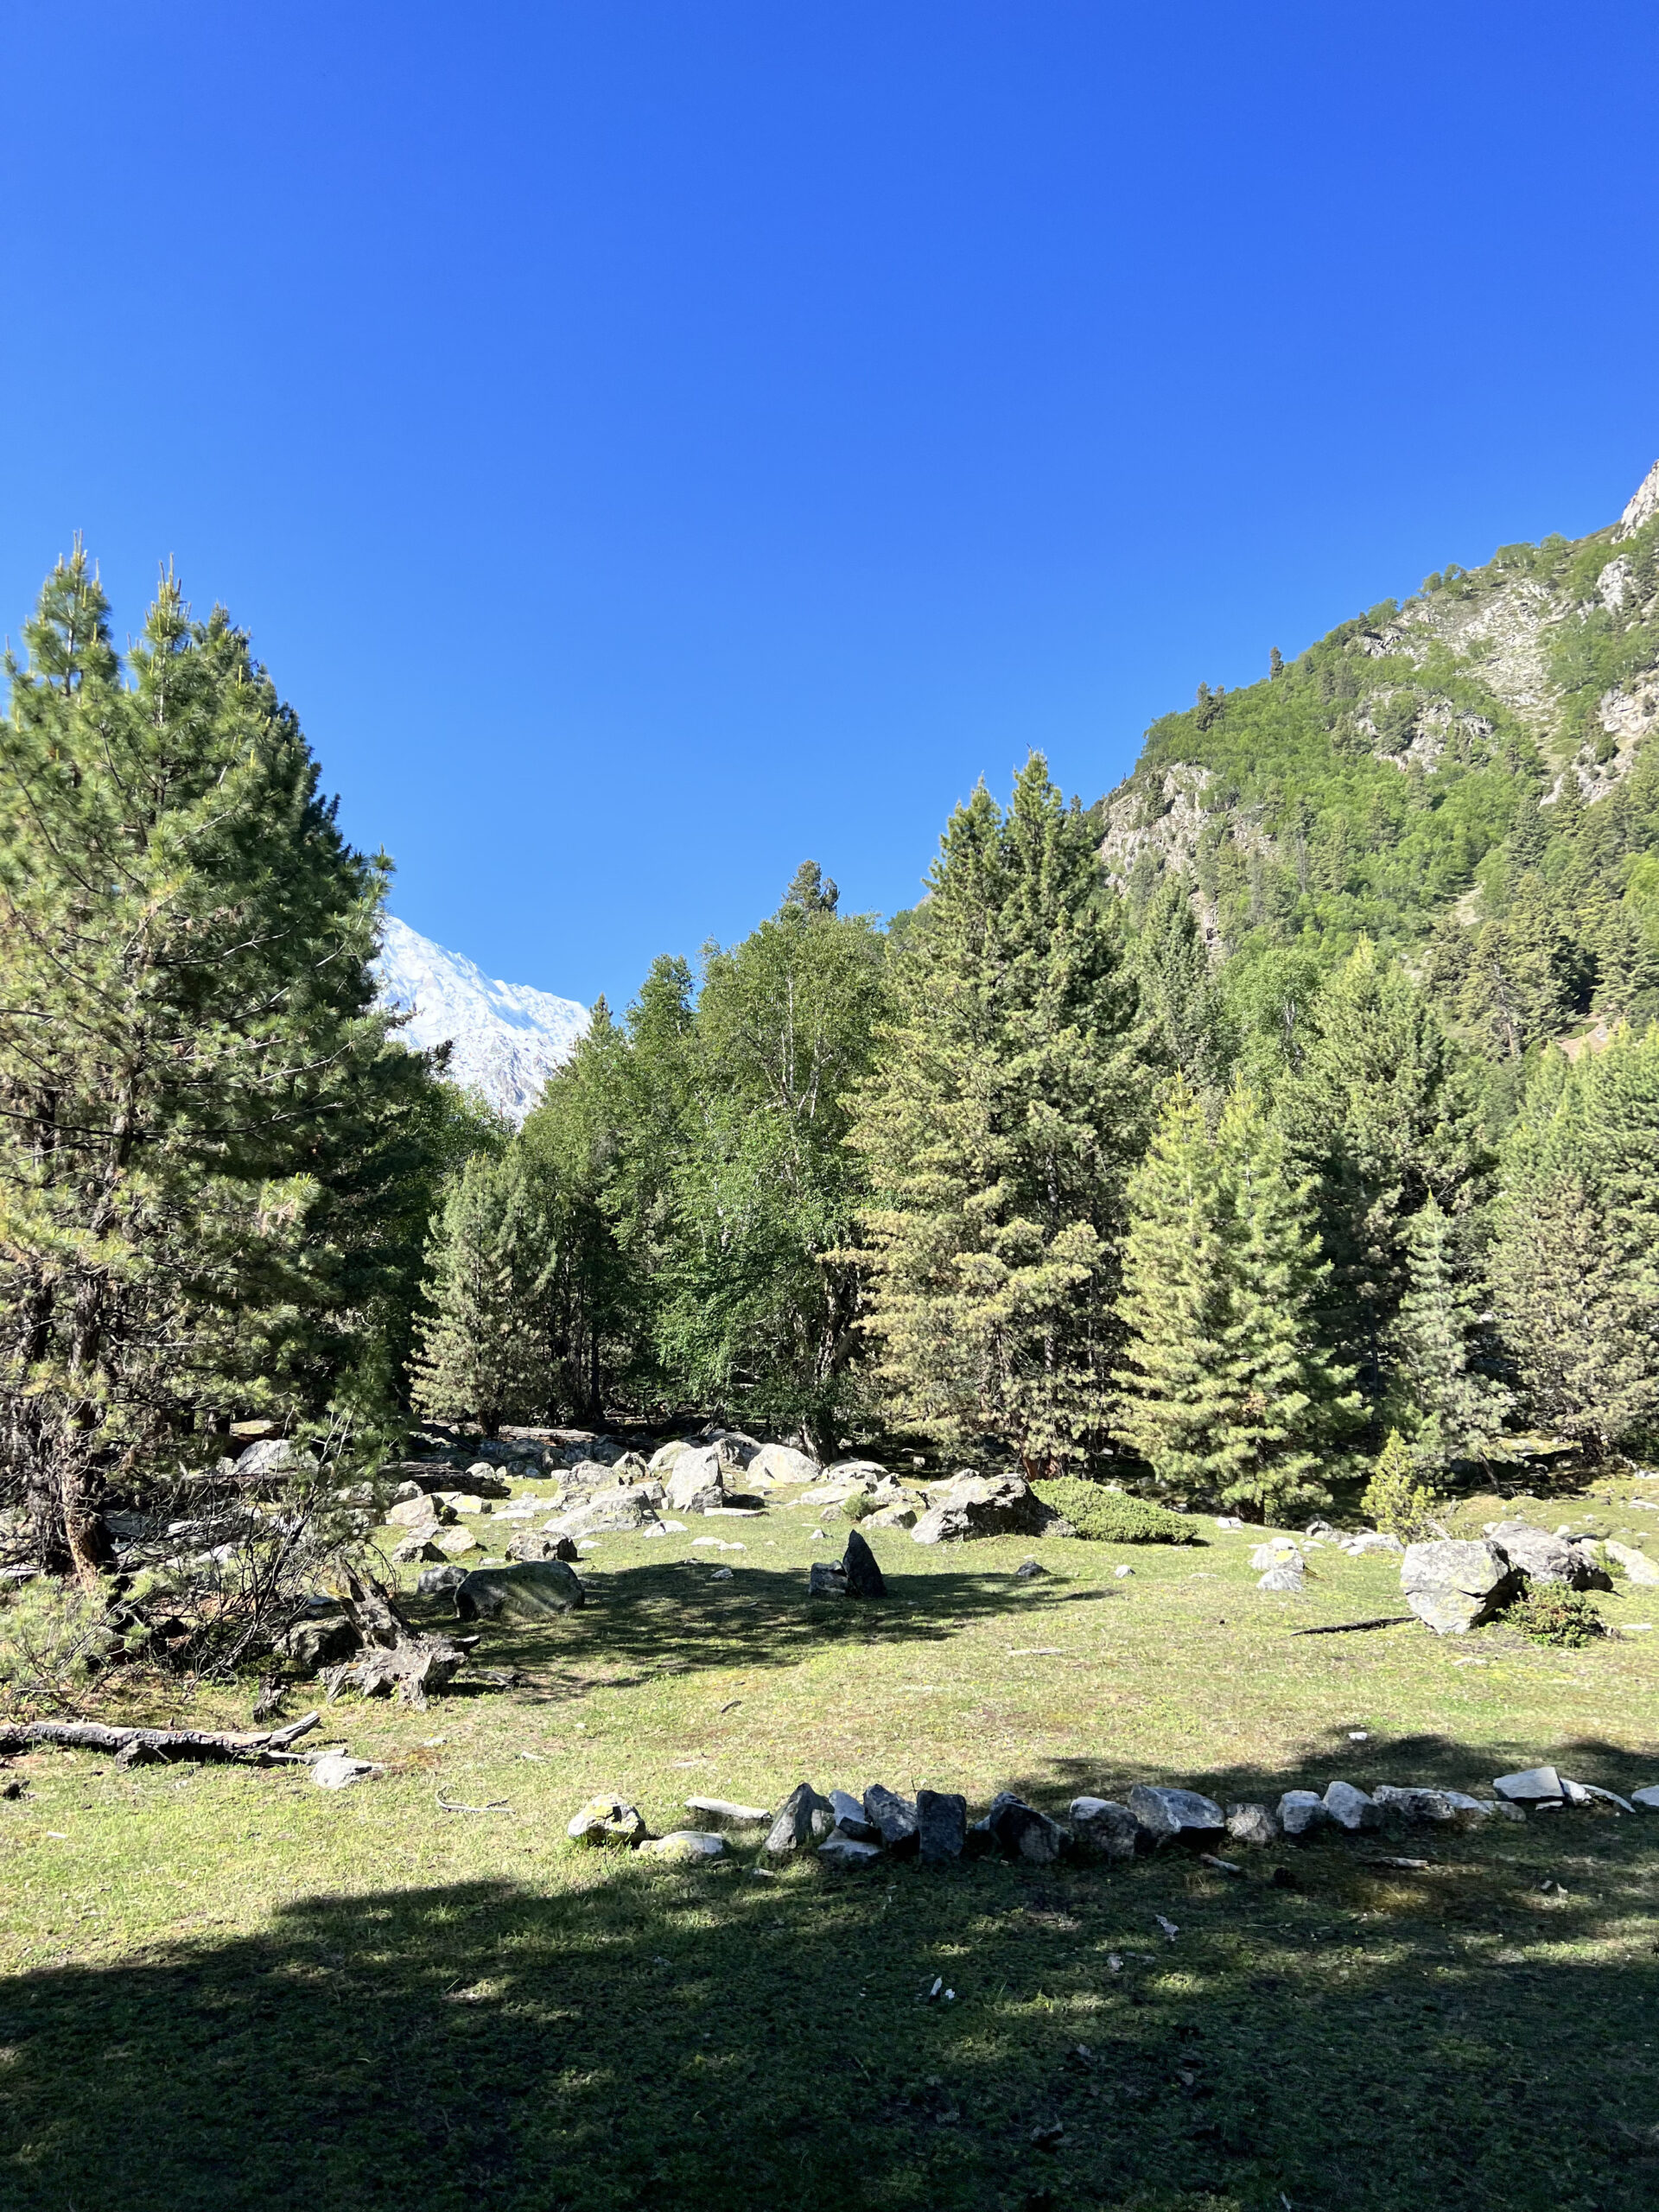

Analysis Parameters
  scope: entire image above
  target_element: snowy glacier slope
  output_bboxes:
[375,915,588,1122]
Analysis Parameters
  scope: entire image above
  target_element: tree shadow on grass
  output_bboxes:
[416,1562,1123,1699]
[3,1738,1657,2212]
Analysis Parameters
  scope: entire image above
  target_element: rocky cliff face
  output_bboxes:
[1097,460,1659,919]
[375,916,587,1122]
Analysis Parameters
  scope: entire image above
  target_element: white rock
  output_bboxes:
[1492,1766,1563,1802]
[639,1829,727,1863]
[1114,1563,1134,1579]
[1631,1785,1659,1810]
[1322,1781,1381,1832]
[1277,1789,1329,1838]
[311,1751,379,1790]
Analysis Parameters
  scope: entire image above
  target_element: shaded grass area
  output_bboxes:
[3,1504,1658,2210]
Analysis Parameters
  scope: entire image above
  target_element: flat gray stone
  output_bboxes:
[1257,1560,1306,1592]
[310,1751,378,1790]
[1225,1802,1280,1846]
[817,1831,883,1867]
[1322,1780,1381,1832]
[640,1829,726,1863]
[1606,1541,1659,1585]
[917,1789,967,1863]
[1068,1797,1139,1859]
[828,1789,880,1842]
[1631,1785,1659,1810]
[684,1796,771,1831]
[1493,1765,1564,1802]
[1278,1789,1329,1838]
[1344,1531,1404,1554]
[1128,1784,1226,1845]
[1401,1539,1523,1634]
[863,1783,920,1853]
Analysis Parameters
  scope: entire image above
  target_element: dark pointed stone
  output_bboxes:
[862,1783,920,1853]
[917,1789,967,1862]
[842,1527,887,1599]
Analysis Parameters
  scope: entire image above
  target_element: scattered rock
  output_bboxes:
[1493,1766,1564,1803]
[1128,1785,1226,1847]
[1631,1785,1659,1810]
[685,1796,772,1831]
[389,1493,454,1529]
[640,1829,726,1863]
[842,1527,887,1599]
[1371,1783,1497,1826]
[1068,1797,1139,1859]
[866,1502,918,1530]
[1489,1519,1609,1589]
[434,1526,480,1557]
[1344,1531,1404,1555]
[665,1447,728,1516]
[275,1614,360,1672]
[1322,1780,1382,1832]
[235,1439,318,1486]
[416,1562,469,1598]
[863,1783,922,1853]
[1257,1560,1306,1592]
[978,1791,1068,1864]
[567,1795,649,1847]
[311,1751,379,1790]
[1113,1563,1134,1579]
[543,1486,662,1541]
[909,1472,1057,1546]
[1278,1789,1330,1838]
[766,1782,836,1854]
[1250,1540,1300,1570]
[1401,1539,1524,1634]
[1607,1541,1659,1586]
[506,1529,581,1564]
[460,1464,514,1498]
[917,1789,968,1863]
[453,1560,585,1621]
[1225,1802,1279,1847]
[818,1831,884,1867]
[647,1440,690,1475]
[807,1561,848,1598]
[749,1443,820,1484]
[1214,1516,1245,1530]
[390,1532,446,1564]
[830,1789,881,1842]
[1014,1558,1046,1580]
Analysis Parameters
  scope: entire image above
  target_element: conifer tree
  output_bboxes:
[410,1147,552,1434]
[1382,1195,1509,1470]
[850,757,1146,1472]
[1116,1082,1358,1516]
[0,552,428,1574]
[1134,875,1232,1094]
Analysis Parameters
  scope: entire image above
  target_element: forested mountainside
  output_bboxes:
[1096,460,1659,1064]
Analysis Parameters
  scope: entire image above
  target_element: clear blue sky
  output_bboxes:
[3,3,1656,1010]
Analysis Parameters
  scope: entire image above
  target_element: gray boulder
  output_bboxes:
[1344,1530,1404,1555]
[976,1791,1067,1865]
[1606,1540,1659,1585]
[766,1782,836,1855]
[1128,1784,1226,1846]
[1225,1802,1280,1847]
[543,1485,660,1541]
[460,1463,514,1498]
[1322,1780,1382,1832]
[807,1561,848,1598]
[842,1528,887,1599]
[388,1492,454,1528]
[862,1783,921,1853]
[1632,1785,1659,1810]
[1257,1560,1306,1592]
[917,1789,968,1863]
[416,1562,469,1598]
[1068,1796,1139,1859]
[685,1796,772,1832]
[1370,1783,1496,1827]
[749,1443,820,1484]
[665,1447,727,1515]
[1250,1541,1301,1570]
[1401,1539,1524,1634]
[1489,1520,1608,1589]
[507,1528,581,1564]
[866,1501,918,1530]
[235,1439,318,1486]
[390,1530,446,1564]
[909,1471,1054,1546]
[453,1560,585,1621]
[1277,1789,1329,1838]
[311,1750,378,1789]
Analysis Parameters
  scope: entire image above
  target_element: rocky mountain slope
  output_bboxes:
[1096,459,1659,962]
[376,916,588,1122]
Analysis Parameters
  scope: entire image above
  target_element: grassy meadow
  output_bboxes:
[3,1474,1658,2212]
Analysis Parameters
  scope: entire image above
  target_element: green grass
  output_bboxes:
[3,1486,1658,2212]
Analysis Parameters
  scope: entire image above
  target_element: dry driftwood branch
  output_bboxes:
[0,1710,320,1767]
[323,1563,465,1710]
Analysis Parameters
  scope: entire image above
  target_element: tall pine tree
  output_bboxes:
[850,758,1147,1472]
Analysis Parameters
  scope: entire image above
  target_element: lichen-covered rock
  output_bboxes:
[1068,1797,1139,1859]
[1489,1520,1606,1589]
[1606,1540,1659,1585]
[567,1795,648,1847]
[1225,1802,1280,1847]
[389,1493,454,1528]
[1322,1780,1381,1832]
[1401,1539,1524,1633]
[543,1485,661,1541]
[640,1828,728,1863]
[909,1472,1055,1546]
[862,1783,921,1853]
[453,1560,585,1621]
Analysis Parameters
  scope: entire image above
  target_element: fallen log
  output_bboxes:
[1288,1615,1415,1637]
[0,1710,320,1767]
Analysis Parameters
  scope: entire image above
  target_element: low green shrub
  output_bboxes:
[1505,1586,1607,1647]
[1362,1430,1445,1543]
[1033,1478,1198,1545]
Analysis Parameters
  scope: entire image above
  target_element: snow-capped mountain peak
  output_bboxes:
[375,914,588,1122]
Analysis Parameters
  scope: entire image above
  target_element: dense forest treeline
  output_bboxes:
[6,489,1659,1575]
